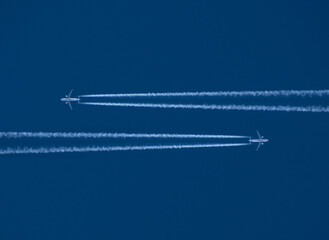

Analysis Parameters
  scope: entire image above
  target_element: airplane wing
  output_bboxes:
[256,142,261,151]
[68,101,73,110]
[256,130,261,138]
[68,89,73,98]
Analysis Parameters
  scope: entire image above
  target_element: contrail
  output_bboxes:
[79,90,329,98]
[0,132,249,139]
[0,143,249,155]
[80,102,329,113]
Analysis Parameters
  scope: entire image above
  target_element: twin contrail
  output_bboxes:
[80,102,329,113]
[0,143,249,155]
[0,132,249,139]
[79,90,329,98]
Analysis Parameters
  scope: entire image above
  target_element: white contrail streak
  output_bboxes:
[0,132,249,139]
[0,143,249,155]
[79,90,329,98]
[80,102,329,113]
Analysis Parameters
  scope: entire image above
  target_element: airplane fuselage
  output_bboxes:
[60,97,80,102]
[249,139,268,143]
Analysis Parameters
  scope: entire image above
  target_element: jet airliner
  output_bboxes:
[61,90,80,110]
[249,130,269,151]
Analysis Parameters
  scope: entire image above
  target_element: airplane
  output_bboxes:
[60,89,80,110]
[249,130,269,151]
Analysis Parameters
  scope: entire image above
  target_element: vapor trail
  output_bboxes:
[0,143,249,155]
[79,90,329,98]
[80,102,329,113]
[0,132,249,139]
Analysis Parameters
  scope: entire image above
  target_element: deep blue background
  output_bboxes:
[1,0,329,239]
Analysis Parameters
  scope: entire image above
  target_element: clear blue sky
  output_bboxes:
[0,0,329,239]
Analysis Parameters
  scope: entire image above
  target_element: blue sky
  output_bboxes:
[0,0,329,239]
